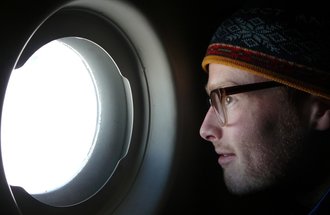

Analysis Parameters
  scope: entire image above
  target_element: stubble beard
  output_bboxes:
[223,99,308,196]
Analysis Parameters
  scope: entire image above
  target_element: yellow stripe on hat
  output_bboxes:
[202,55,330,100]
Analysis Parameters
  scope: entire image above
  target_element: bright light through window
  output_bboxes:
[1,40,99,194]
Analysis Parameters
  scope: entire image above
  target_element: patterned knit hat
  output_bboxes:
[202,8,330,100]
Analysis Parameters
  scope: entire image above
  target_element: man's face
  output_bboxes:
[200,63,309,195]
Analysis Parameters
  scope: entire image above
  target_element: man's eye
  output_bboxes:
[224,96,234,106]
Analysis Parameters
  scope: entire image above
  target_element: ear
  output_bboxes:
[310,97,330,131]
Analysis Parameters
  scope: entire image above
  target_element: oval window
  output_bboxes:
[2,37,133,207]
[1,40,99,194]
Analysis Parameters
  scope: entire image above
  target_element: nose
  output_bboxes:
[200,107,223,142]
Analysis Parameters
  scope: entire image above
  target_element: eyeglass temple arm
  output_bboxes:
[224,81,283,95]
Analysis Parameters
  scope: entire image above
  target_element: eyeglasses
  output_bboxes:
[209,81,283,127]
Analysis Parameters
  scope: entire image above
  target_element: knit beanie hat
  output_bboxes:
[202,8,330,100]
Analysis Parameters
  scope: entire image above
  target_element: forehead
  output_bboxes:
[206,63,267,91]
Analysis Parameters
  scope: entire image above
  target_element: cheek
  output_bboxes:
[227,94,286,155]
[229,101,268,141]
[230,103,281,167]
[238,104,302,175]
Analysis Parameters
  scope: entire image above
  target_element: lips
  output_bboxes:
[218,153,235,166]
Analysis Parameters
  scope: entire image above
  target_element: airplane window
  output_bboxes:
[0,0,177,210]
[0,36,133,206]
[1,40,99,194]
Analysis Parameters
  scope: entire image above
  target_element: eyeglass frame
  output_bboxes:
[209,81,283,127]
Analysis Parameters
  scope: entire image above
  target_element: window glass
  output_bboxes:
[1,40,99,194]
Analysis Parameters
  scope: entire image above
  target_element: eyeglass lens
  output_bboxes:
[210,90,226,126]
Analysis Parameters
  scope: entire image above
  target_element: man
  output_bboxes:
[199,8,330,214]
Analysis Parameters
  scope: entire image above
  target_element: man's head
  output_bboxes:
[200,8,330,196]
[200,63,330,195]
